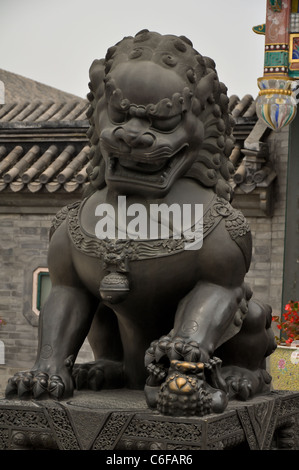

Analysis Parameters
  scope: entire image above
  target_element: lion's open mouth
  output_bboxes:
[105,145,189,188]
[118,156,167,174]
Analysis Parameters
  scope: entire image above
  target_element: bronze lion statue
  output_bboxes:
[6,31,276,416]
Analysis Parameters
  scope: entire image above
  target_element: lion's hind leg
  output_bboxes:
[216,299,277,400]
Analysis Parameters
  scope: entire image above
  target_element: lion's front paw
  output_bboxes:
[5,369,73,400]
[145,335,210,366]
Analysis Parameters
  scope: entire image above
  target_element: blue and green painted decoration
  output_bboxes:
[269,0,282,11]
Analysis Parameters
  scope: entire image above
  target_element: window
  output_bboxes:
[290,1,299,33]
[32,268,52,315]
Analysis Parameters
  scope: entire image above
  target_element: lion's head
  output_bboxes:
[85,30,235,200]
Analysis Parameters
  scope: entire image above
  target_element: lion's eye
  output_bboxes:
[151,115,182,132]
[108,106,127,124]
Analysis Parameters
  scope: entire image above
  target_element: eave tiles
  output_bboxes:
[0,143,90,193]
[0,100,89,123]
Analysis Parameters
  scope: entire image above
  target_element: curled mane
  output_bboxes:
[85,30,235,201]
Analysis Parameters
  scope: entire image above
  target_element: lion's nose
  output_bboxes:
[114,118,155,149]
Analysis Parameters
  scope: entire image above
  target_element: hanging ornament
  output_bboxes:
[256,78,298,130]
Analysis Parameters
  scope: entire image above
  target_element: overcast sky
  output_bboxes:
[0,0,267,100]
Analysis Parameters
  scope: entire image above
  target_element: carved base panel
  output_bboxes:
[0,390,298,451]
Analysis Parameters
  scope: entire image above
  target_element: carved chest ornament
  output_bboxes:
[64,196,249,261]
[50,196,250,303]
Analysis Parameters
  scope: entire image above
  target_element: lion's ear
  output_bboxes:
[194,72,217,109]
[89,59,106,99]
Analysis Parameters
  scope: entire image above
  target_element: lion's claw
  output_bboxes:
[31,371,52,398]
[73,366,89,390]
[5,373,21,398]
[48,375,65,399]
[86,368,105,391]
[226,376,252,401]
[17,379,33,398]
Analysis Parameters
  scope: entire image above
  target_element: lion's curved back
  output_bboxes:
[85,30,235,201]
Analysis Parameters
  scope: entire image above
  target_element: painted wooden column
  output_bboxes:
[263,0,291,78]
[282,110,299,305]
[255,1,298,130]
[289,0,299,77]
[261,0,299,79]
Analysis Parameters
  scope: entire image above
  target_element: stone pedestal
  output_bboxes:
[0,389,298,450]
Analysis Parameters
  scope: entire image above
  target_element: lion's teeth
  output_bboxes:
[109,157,117,170]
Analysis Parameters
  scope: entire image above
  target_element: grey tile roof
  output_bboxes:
[0,69,85,103]
[0,69,89,124]
[0,71,91,193]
